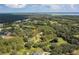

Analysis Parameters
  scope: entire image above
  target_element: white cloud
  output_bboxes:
[5,4,26,8]
[50,5,61,10]
[44,4,62,11]
[70,4,75,9]
[70,4,77,10]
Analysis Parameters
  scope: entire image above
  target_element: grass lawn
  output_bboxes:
[72,49,79,55]
[56,37,68,46]
[73,35,79,39]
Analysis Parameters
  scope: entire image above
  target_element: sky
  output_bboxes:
[0,4,79,13]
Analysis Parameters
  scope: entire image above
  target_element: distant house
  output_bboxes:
[4,31,12,36]
[0,24,3,27]
[15,20,21,23]
[31,52,50,55]
[0,28,3,32]
[23,19,30,22]
[42,52,50,55]
[1,31,14,39]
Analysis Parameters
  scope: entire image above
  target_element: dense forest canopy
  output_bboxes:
[0,14,79,55]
